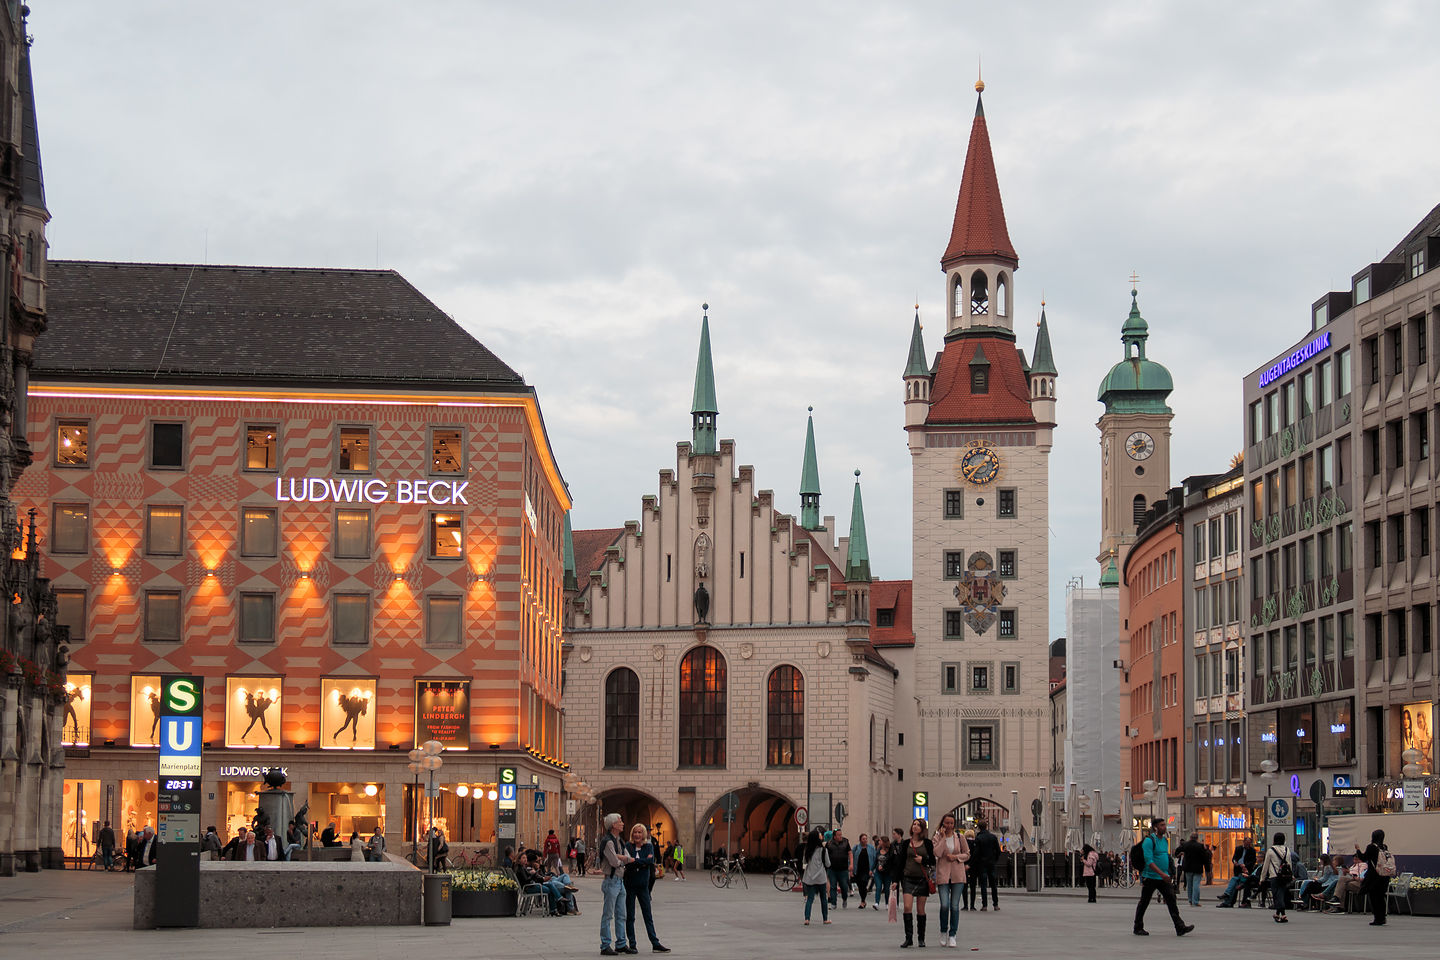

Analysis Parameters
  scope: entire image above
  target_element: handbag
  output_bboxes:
[927,871,938,895]
[888,885,899,922]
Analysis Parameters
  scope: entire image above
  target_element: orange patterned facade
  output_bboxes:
[17,382,570,854]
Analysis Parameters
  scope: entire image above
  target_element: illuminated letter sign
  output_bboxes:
[1258,331,1331,387]
[276,476,469,506]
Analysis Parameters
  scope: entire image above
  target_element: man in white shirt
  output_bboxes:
[262,826,280,861]
[139,826,158,866]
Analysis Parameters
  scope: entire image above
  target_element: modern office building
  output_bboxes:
[16,260,571,857]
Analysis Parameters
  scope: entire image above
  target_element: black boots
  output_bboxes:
[902,913,914,948]
[918,913,927,947]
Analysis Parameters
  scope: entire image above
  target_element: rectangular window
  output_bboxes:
[1318,358,1334,406]
[944,489,964,519]
[943,663,960,694]
[332,593,371,646]
[1340,611,1355,660]
[55,589,86,643]
[1391,327,1403,376]
[150,422,184,469]
[1415,411,1430,461]
[876,609,895,627]
[1412,248,1427,279]
[55,420,89,467]
[145,504,183,556]
[1337,346,1352,396]
[1265,393,1278,435]
[1419,605,1433,654]
[335,509,372,559]
[430,427,464,475]
[239,593,275,643]
[1319,444,1335,491]
[430,512,463,559]
[1224,512,1238,554]
[51,503,90,554]
[1321,616,1336,662]
[997,488,1016,518]
[1299,370,1314,418]
[1391,514,1406,563]
[1195,586,1208,630]
[943,610,964,639]
[426,595,462,646]
[1195,653,1208,697]
[965,725,995,767]
[1418,508,1431,558]
[245,424,278,471]
[1002,662,1019,693]
[1355,274,1371,305]
[998,549,1017,578]
[1250,401,1263,445]
[971,367,989,393]
[998,609,1016,638]
[1319,529,1335,579]
[1193,522,1205,564]
[1282,380,1296,426]
[1209,517,1223,560]
[338,426,372,473]
[144,590,182,642]
[1416,316,1429,366]
[971,665,989,691]
[1301,454,1315,501]
[1301,536,1315,583]
[240,507,278,557]
[943,551,965,578]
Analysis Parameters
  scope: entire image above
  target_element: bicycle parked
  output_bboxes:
[711,853,748,888]
[772,857,800,891]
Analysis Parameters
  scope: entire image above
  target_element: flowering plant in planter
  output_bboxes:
[1409,876,1440,891]
[0,648,15,674]
[19,657,45,689]
[451,868,518,892]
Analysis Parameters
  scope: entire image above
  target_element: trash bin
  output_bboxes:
[424,872,452,926]
[1025,862,1040,892]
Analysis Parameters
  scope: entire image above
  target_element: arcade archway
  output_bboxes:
[699,786,798,868]
[583,787,677,850]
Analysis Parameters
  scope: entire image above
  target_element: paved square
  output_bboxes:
[2,870,1435,959]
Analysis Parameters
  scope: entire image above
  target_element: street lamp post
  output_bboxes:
[420,739,445,872]
[407,748,424,865]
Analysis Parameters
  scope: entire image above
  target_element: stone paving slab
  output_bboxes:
[3,870,1435,960]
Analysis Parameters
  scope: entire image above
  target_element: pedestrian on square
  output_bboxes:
[1178,832,1208,907]
[933,813,970,947]
[199,824,220,863]
[801,828,832,926]
[1133,818,1193,937]
[874,836,892,909]
[1259,832,1292,922]
[624,824,670,952]
[853,833,876,909]
[598,812,635,955]
[575,836,588,876]
[826,827,853,909]
[970,820,1001,911]
[1082,844,1099,903]
[896,818,936,948]
[544,828,563,874]
[349,831,366,862]
[671,840,685,881]
[1204,844,1215,885]
[1357,829,1391,926]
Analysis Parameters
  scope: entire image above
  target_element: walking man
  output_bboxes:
[1133,818,1194,937]
[826,827,853,909]
[98,820,117,870]
[599,812,634,955]
[970,820,1001,911]
[1178,832,1208,907]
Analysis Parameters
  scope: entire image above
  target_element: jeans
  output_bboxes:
[1218,874,1247,904]
[101,849,114,870]
[876,874,892,906]
[969,864,997,907]
[936,881,963,937]
[1271,878,1289,915]
[600,875,628,950]
[827,867,850,905]
[283,843,303,861]
[1185,872,1202,906]
[1134,876,1185,932]
[804,883,829,921]
[625,880,659,945]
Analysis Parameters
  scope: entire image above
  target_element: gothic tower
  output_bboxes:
[1095,289,1174,571]
[896,79,1056,831]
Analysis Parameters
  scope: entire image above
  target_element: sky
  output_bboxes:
[28,0,1440,635]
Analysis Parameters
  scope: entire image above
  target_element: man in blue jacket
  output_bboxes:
[1134,819,1194,937]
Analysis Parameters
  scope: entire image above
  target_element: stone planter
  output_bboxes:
[452,889,517,917]
[1409,889,1440,917]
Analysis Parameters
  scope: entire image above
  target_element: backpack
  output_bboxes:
[1273,847,1292,884]
[1375,848,1397,877]
[1130,838,1148,873]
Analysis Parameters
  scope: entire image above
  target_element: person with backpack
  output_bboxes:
[1357,829,1393,926]
[1132,818,1194,937]
[543,828,562,873]
[1259,832,1293,922]
[800,828,832,926]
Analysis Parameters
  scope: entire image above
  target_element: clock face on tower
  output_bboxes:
[958,439,1002,486]
[1126,431,1155,461]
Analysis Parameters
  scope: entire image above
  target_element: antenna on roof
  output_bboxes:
[204,228,208,264]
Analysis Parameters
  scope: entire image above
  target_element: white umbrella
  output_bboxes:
[1121,784,1133,850]
[1065,782,1079,834]
[1155,782,1169,835]
[1092,789,1103,847]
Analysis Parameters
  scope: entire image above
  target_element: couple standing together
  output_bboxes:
[597,812,671,956]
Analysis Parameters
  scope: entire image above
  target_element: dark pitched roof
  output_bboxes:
[940,92,1017,270]
[925,331,1036,425]
[18,41,45,213]
[870,579,914,647]
[36,260,526,390]
[1383,201,1440,264]
[572,527,624,581]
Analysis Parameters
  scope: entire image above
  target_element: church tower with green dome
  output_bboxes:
[1096,288,1174,571]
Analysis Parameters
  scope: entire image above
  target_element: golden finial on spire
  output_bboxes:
[975,56,984,93]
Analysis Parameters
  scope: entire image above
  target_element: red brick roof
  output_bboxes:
[925,334,1036,425]
[871,579,914,646]
[941,98,1018,269]
[572,527,623,581]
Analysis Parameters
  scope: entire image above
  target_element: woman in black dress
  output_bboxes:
[893,818,936,948]
[1357,828,1390,926]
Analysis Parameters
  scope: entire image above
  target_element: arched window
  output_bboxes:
[970,272,989,316]
[952,274,965,319]
[869,714,876,763]
[603,667,639,767]
[996,273,1008,317]
[679,646,726,766]
[1133,494,1148,530]
[883,719,891,764]
[766,665,804,766]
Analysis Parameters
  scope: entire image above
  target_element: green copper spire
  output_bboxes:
[1031,306,1057,376]
[844,469,871,582]
[904,309,929,377]
[799,407,822,530]
[1099,553,1119,587]
[1097,290,1173,415]
[562,511,578,591]
[691,304,718,455]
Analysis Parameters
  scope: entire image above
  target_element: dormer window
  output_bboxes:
[1354,273,1370,305]
[1412,248,1426,280]
[971,367,989,393]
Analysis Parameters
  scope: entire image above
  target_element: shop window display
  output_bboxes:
[1401,701,1435,773]
[225,676,283,748]
[309,782,385,842]
[62,673,92,746]
[414,679,470,749]
[129,674,163,747]
[320,678,376,749]
[62,778,101,859]
[120,779,158,834]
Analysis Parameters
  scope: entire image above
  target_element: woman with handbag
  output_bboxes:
[933,814,970,948]
[801,828,832,926]
[897,818,937,948]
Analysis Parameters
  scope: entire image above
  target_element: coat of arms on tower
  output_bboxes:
[953,551,1006,634]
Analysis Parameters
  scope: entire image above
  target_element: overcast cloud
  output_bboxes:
[30,1,1440,634]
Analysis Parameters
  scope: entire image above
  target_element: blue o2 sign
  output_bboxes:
[1258,331,1331,387]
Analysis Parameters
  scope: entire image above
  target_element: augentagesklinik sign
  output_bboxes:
[274,476,469,505]
[1258,331,1331,388]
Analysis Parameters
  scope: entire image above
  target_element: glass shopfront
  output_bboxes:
[1194,804,1250,878]
[62,778,101,859]
[119,779,158,834]
[309,782,385,843]
[404,781,497,847]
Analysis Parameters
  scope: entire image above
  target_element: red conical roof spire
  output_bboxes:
[941,84,1017,270]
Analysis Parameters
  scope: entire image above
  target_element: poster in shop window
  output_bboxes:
[225,676,283,748]
[414,679,470,749]
[1401,702,1434,774]
[320,678,376,749]
[129,674,163,747]
[62,673,92,746]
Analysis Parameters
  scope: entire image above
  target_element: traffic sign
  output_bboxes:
[795,806,809,827]
[1268,797,1292,826]
[534,791,546,812]
[1309,778,1326,805]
